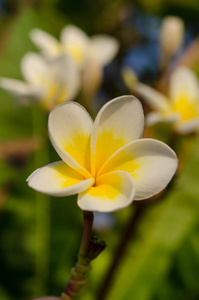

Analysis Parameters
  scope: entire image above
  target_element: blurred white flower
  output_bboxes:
[27,95,177,213]
[30,25,119,69]
[0,53,80,111]
[30,25,119,106]
[160,16,184,68]
[131,66,199,134]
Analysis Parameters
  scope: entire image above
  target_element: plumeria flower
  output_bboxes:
[30,25,119,69]
[131,66,199,134]
[27,96,177,213]
[0,53,80,111]
[30,25,119,107]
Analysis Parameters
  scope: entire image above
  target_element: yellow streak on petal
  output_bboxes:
[65,45,84,65]
[94,129,127,176]
[61,131,91,174]
[54,163,85,188]
[99,149,142,181]
[171,94,199,121]
[88,172,122,201]
[41,83,67,111]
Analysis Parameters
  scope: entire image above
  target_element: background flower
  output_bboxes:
[30,25,119,69]
[0,53,80,111]
[127,66,199,134]
[1,2,199,299]
[30,25,119,108]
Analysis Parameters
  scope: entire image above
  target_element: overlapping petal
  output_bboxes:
[21,53,47,84]
[78,171,135,212]
[98,139,178,200]
[49,55,80,102]
[27,93,178,212]
[61,25,90,66]
[91,95,144,176]
[90,35,119,67]
[48,101,93,178]
[30,29,61,57]
[27,161,94,197]
[169,66,199,104]
[41,55,80,110]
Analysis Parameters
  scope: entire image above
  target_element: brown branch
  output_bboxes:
[96,175,177,300]
[0,137,41,161]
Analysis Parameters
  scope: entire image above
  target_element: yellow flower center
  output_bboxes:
[41,83,67,111]
[66,44,84,65]
[87,172,123,200]
[170,95,199,121]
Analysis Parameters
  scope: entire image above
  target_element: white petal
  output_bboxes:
[0,77,34,94]
[0,77,43,104]
[90,35,119,67]
[175,117,199,134]
[21,52,47,84]
[78,171,135,212]
[50,54,80,102]
[133,82,169,111]
[60,25,90,66]
[48,101,93,178]
[146,111,180,126]
[98,138,178,200]
[27,161,94,197]
[30,28,61,57]
[91,95,144,176]
[41,55,80,110]
[169,66,199,104]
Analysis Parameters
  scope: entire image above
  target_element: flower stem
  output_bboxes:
[62,211,106,300]
[79,211,94,257]
[96,203,146,300]
[96,177,177,300]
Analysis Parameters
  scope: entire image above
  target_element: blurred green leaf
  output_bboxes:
[0,5,67,142]
[84,135,199,300]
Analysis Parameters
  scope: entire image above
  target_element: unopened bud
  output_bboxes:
[160,16,184,65]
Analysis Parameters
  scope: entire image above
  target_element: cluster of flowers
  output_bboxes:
[1,21,184,213]
[0,25,119,111]
[123,16,199,135]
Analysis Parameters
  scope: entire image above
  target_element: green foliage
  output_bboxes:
[136,0,199,15]
[1,2,199,300]
[88,135,199,300]
[0,4,75,300]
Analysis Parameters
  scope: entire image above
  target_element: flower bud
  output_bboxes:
[160,16,184,65]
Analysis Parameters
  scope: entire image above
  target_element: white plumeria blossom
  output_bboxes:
[131,66,199,134]
[27,95,178,213]
[0,53,80,111]
[30,25,119,68]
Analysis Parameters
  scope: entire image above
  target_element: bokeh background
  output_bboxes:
[1,0,199,300]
